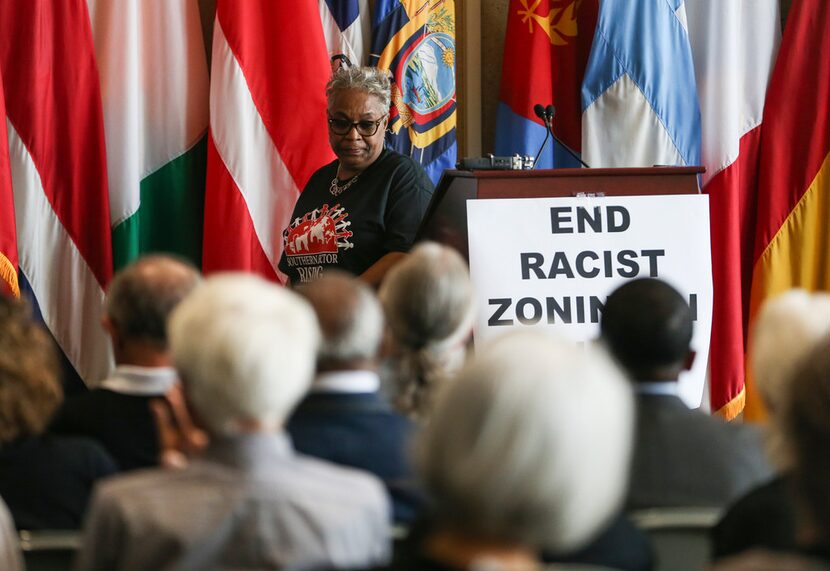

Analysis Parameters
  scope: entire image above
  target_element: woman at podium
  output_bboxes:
[279,66,433,287]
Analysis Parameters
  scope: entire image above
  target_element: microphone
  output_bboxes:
[531,105,552,169]
[539,103,591,168]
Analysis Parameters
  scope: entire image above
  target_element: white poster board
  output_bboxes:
[467,195,713,408]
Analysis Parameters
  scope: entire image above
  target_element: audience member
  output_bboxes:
[708,549,830,571]
[76,274,390,571]
[288,272,421,523]
[51,255,201,470]
[378,242,475,421]
[784,334,830,563]
[713,291,830,559]
[600,278,772,509]
[0,296,116,529]
[0,498,23,571]
[710,336,830,570]
[353,331,634,571]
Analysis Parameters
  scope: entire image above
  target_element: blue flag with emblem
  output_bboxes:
[370,0,457,185]
[580,0,701,168]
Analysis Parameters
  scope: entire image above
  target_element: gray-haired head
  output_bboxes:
[750,289,830,469]
[326,66,391,111]
[105,254,201,350]
[296,272,384,371]
[168,273,320,436]
[378,242,476,419]
[418,331,633,552]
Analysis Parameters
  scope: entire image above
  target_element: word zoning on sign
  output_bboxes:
[488,293,699,327]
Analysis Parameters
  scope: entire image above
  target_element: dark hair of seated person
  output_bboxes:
[600,277,693,382]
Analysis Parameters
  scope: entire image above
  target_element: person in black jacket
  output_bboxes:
[0,295,116,529]
[601,278,772,510]
[50,254,200,470]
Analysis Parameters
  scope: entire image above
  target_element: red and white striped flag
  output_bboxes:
[685,0,781,418]
[0,0,114,384]
[202,1,335,281]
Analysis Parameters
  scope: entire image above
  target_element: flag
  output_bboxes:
[370,0,457,185]
[202,1,335,280]
[319,0,371,68]
[746,0,830,420]
[494,0,598,169]
[0,0,114,383]
[89,0,209,271]
[685,0,780,418]
[0,61,18,298]
[581,0,701,168]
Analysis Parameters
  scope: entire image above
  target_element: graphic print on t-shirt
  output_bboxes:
[282,203,353,282]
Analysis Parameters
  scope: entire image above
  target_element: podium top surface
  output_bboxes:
[453,166,705,180]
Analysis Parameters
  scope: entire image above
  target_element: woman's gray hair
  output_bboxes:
[750,289,830,469]
[326,66,391,111]
[418,332,634,553]
[379,242,476,420]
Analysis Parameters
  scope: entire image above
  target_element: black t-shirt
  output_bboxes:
[279,148,434,285]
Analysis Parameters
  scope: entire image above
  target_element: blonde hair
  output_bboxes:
[750,289,830,469]
[0,297,62,443]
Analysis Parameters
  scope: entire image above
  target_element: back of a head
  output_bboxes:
[378,242,476,417]
[296,272,383,370]
[379,242,475,353]
[0,296,61,444]
[786,334,830,544]
[751,290,830,470]
[418,331,633,553]
[106,254,201,349]
[751,289,830,412]
[168,274,320,436]
[600,278,693,381]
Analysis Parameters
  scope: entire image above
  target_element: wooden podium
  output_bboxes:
[416,167,704,259]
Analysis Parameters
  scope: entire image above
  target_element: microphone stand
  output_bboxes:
[544,112,591,169]
[532,126,552,170]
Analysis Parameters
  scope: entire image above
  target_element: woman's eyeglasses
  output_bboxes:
[327,116,385,137]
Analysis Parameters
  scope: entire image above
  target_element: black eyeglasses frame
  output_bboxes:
[327,115,387,137]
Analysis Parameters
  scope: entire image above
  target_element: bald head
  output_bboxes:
[296,273,383,371]
[106,255,201,352]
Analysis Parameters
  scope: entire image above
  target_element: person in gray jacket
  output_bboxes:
[76,274,390,571]
[600,277,772,509]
